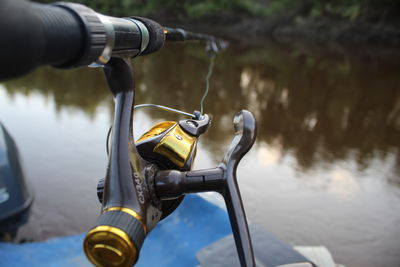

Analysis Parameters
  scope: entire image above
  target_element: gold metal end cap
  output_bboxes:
[84,225,137,267]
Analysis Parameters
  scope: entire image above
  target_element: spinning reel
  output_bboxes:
[83,21,256,267]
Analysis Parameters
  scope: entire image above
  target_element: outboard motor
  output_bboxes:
[0,123,33,240]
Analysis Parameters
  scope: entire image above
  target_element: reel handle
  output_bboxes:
[154,110,257,267]
[221,110,257,267]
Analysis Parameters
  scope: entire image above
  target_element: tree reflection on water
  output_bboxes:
[3,42,400,183]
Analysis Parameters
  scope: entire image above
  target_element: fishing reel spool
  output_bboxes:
[98,107,211,219]
[135,108,210,171]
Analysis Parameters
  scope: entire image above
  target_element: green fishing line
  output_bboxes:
[200,55,215,115]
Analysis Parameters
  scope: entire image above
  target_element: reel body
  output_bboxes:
[136,113,210,170]
[136,121,197,170]
[97,114,211,220]
[136,115,210,219]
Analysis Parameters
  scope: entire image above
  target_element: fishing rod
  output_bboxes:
[164,27,228,51]
[0,1,225,80]
[165,27,216,42]
[0,1,257,266]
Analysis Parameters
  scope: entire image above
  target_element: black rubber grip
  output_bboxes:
[52,2,106,67]
[32,3,84,67]
[0,0,165,81]
[94,210,146,251]
[0,0,108,80]
[0,0,84,80]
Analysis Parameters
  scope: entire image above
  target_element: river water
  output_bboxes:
[1,43,399,267]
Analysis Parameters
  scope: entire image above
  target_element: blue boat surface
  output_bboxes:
[0,194,232,267]
[0,193,341,267]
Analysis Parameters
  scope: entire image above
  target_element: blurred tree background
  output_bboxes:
[34,0,400,44]
[34,0,400,21]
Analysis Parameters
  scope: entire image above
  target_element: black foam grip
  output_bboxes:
[33,3,84,67]
[52,2,106,68]
[0,0,44,80]
[94,210,146,252]
[131,17,165,55]
[0,0,83,80]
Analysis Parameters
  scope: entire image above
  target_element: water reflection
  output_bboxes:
[3,67,112,118]
[2,42,400,267]
[3,43,400,183]
[328,166,359,200]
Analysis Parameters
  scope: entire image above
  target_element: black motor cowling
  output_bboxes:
[0,122,33,239]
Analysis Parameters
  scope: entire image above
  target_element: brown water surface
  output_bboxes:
[1,43,399,267]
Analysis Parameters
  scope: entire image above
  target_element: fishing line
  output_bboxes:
[131,40,220,125]
[200,54,215,115]
[134,104,196,118]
